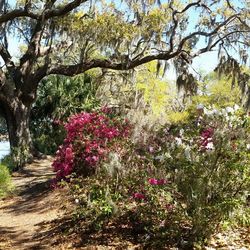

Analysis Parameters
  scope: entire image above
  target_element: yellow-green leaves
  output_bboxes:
[136,61,170,117]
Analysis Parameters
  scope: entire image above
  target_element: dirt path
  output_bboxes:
[0,157,63,250]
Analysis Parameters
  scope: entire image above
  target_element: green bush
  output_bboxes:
[0,164,13,198]
[1,154,16,172]
[31,74,99,155]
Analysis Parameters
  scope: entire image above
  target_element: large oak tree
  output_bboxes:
[0,0,249,167]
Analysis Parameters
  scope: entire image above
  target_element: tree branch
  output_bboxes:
[176,14,240,53]
[192,30,249,58]
[43,0,87,19]
[0,0,87,25]
[34,51,178,80]
[0,44,15,73]
[168,1,214,53]
[0,9,38,25]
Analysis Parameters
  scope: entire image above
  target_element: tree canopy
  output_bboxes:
[1,0,249,80]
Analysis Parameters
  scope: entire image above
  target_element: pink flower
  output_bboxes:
[148,146,154,153]
[166,204,174,212]
[148,178,168,185]
[52,108,130,182]
[148,178,158,185]
[133,193,146,200]
[157,179,168,185]
[65,146,73,162]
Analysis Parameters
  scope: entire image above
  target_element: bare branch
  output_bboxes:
[176,14,240,53]
[44,0,87,19]
[169,1,211,52]
[194,30,249,57]
[0,0,86,25]
[0,9,38,24]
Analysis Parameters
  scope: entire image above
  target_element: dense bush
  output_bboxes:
[154,105,250,244]
[52,108,130,181]
[31,74,99,154]
[0,164,13,198]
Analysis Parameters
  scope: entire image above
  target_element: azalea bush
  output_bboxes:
[52,108,130,181]
[68,161,182,244]
[65,135,190,248]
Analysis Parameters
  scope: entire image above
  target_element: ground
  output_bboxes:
[0,157,63,250]
[0,158,249,250]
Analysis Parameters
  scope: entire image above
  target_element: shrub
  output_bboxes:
[154,105,250,245]
[31,74,99,155]
[52,108,130,181]
[0,164,13,198]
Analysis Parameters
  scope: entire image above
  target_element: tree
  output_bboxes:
[0,0,249,167]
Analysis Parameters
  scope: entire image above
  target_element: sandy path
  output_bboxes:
[0,157,63,250]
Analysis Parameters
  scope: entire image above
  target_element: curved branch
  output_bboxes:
[176,14,240,52]
[33,51,177,80]
[44,0,87,19]
[0,0,87,25]
[0,9,38,24]
[168,1,213,53]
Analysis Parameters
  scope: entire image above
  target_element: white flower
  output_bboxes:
[155,154,165,162]
[212,109,219,115]
[175,137,182,146]
[204,108,213,116]
[247,144,250,150]
[205,142,214,150]
[234,104,240,111]
[196,104,204,110]
[184,146,191,160]
[226,107,234,114]
[75,198,79,204]
[179,128,184,137]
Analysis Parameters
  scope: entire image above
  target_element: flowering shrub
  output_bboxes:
[153,105,250,244]
[61,104,249,248]
[52,109,130,181]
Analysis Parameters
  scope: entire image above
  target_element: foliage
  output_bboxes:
[52,108,130,182]
[1,146,31,171]
[154,105,250,244]
[136,61,171,118]
[31,74,99,154]
[193,73,242,108]
[64,105,250,248]
[0,164,13,198]
[0,0,249,164]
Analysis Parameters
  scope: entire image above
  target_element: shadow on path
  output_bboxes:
[0,157,62,250]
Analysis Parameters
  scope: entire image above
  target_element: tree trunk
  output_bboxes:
[3,99,33,169]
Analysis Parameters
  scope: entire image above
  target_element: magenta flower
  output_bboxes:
[148,146,154,153]
[52,109,130,182]
[148,178,158,185]
[157,179,168,185]
[148,178,168,185]
[133,193,146,200]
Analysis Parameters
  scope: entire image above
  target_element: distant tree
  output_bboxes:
[0,0,249,167]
